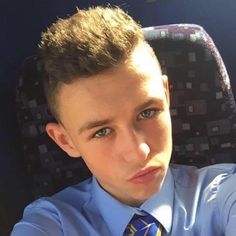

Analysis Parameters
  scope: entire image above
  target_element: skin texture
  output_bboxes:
[46,43,172,207]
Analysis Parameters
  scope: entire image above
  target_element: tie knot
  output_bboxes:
[124,213,163,236]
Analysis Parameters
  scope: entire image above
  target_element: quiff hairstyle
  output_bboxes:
[39,6,146,120]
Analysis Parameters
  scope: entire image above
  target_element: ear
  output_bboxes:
[45,122,81,158]
[162,75,170,107]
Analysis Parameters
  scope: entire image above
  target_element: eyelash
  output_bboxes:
[137,108,159,120]
[92,108,160,139]
[93,128,112,139]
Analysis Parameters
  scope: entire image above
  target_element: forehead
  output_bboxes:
[56,43,164,120]
[128,42,161,76]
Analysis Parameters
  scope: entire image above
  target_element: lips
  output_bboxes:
[128,166,161,184]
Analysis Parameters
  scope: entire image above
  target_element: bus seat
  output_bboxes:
[16,24,236,200]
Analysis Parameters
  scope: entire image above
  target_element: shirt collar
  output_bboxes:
[92,178,135,236]
[141,168,174,233]
[92,168,174,235]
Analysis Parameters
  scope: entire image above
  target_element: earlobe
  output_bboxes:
[162,75,170,107]
[45,122,81,158]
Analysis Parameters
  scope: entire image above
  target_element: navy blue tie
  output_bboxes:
[124,213,163,236]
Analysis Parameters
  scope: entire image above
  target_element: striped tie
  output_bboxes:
[124,213,163,236]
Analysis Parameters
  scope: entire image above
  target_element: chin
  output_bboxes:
[134,185,162,206]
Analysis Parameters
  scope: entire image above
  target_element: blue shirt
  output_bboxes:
[11,164,236,236]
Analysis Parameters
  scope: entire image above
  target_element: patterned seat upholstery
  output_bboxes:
[144,24,236,167]
[16,57,91,199]
[16,24,236,200]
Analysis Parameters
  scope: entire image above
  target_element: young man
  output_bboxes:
[12,6,236,236]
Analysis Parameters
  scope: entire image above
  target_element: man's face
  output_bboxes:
[50,44,172,206]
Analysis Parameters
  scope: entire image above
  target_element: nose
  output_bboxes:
[118,127,150,163]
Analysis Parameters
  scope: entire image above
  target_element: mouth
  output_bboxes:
[128,166,161,184]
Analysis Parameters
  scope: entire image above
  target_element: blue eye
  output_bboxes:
[138,108,158,120]
[93,128,112,138]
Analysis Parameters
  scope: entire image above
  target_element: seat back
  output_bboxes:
[16,57,91,199]
[16,24,236,200]
[144,24,236,166]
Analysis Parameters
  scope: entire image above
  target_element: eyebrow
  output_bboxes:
[134,98,164,113]
[78,118,113,135]
[78,98,164,135]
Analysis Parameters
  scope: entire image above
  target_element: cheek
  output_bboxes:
[146,115,172,148]
[78,142,114,172]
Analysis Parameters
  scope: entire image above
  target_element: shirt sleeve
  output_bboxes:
[217,173,236,236]
[11,200,64,236]
[225,198,236,236]
[223,190,236,236]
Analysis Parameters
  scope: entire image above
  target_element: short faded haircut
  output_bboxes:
[39,6,145,120]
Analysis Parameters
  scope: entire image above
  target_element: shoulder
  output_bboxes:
[53,177,94,203]
[169,163,236,204]
[11,177,96,235]
[169,164,236,233]
[169,163,236,189]
[26,177,94,213]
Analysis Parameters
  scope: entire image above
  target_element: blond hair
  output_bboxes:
[39,6,144,119]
